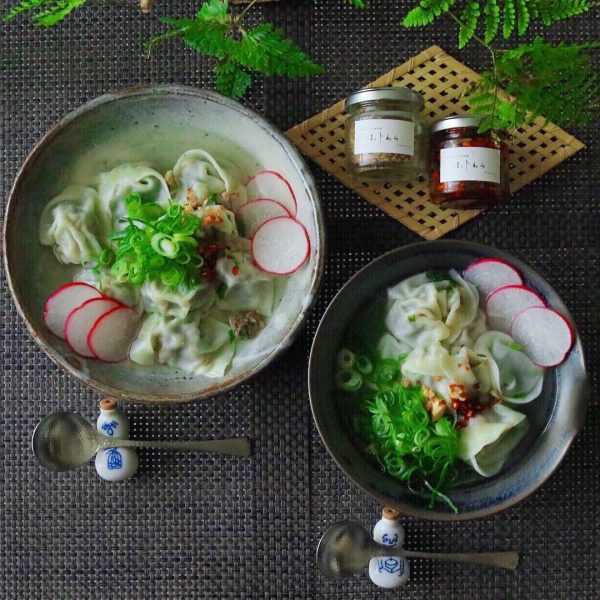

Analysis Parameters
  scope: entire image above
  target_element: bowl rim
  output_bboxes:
[3,84,326,404]
[308,240,589,520]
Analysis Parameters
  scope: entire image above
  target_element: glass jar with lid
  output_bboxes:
[429,115,510,209]
[344,87,427,181]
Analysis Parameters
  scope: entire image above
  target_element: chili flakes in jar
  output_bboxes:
[429,115,510,209]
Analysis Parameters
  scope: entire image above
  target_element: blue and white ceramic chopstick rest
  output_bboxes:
[368,507,410,589]
[94,398,139,481]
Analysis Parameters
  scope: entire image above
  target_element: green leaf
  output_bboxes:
[236,23,324,77]
[502,0,516,38]
[458,2,480,48]
[515,0,529,35]
[467,38,600,131]
[214,59,252,100]
[483,0,500,43]
[4,0,88,24]
[161,16,233,59]
[4,0,50,20]
[403,0,457,27]
[346,0,367,7]
[198,0,229,23]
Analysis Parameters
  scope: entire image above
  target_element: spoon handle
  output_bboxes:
[403,550,519,570]
[99,437,252,457]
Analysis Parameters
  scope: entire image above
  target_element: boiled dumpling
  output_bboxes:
[474,331,544,404]
[458,403,528,476]
[98,163,170,224]
[171,149,246,208]
[40,186,110,264]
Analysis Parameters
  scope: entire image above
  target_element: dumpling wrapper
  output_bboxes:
[39,186,110,264]
[459,403,528,477]
[474,331,544,404]
[97,163,170,224]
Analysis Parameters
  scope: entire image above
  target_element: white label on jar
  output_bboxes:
[440,147,501,183]
[354,119,414,155]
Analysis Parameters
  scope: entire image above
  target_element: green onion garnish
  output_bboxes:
[336,348,356,370]
[336,369,363,392]
[355,355,373,375]
[104,194,203,290]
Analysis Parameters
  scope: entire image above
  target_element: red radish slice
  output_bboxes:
[238,199,292,237]
[88,306,140,362]
[246,171,297,216]
[511,306,574,367]
[486,285,546,333]
[43,282,103,339]
[463,258,523,299]
[251,216,310,275]
[65,298,122,357]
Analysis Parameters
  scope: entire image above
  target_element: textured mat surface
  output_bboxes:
[0,1,598,598]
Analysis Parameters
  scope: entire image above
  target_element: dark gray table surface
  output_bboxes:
[1,1,598,598]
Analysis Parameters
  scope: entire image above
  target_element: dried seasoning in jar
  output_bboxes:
[344,87,427,181]
[429,115,510,209]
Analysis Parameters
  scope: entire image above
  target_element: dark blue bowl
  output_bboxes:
[309,240,589,520]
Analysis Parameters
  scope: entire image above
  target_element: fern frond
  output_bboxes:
[515,0,530,34]
[530,0,590,25]
[403,0,456,27]
[4,0,88,24]
[468,38,600,130]
[458,2,480,48]
[214,59,252,100]
[483,0,500,43]
[502,0,516,38]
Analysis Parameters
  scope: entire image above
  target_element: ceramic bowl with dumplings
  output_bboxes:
[309,240,589,520]
[4,85,324,403]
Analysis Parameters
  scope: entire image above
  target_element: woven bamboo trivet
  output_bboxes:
[285,45,585,240]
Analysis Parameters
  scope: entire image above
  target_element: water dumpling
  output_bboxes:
[40,186,110,264]
[97,163,170,223]
[458,403,528,476]
[474,331,544,404]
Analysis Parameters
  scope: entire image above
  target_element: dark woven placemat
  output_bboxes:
[1,1,598,598]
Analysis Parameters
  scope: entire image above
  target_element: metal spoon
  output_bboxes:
[316,521,519,578]
[32,411,252,472]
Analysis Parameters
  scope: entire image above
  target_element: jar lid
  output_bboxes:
[345,87,424,111]
[430,115,485,133]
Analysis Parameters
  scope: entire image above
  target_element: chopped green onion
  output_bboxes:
[355,355,373,375]
[408,314,416,323]
[151,233,179,258]
[336,369,363,392]
[336,348,356,370]
[507,341,523,351]
[373,359,399,384]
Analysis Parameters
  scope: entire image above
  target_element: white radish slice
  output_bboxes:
[43,282,103,339]
[486,285,546,333]
[463,258,523,299]
[238,198,291,237]
[511,306,574,367]
[246,171,297,216]
[88,306,141,363]
[65,298,122,358]
[251,216,310,275]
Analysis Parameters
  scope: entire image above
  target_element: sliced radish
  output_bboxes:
[463,258,523,299]
[88,306,140,362]
[251,216,310,275]
[511,306,574,367]
[246,171,297,216]
[65,298,122,357]
[238,198,292,237]
[43,282,103,339]
[486,285,546,333]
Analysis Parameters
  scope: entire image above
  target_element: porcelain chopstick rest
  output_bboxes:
[368,507,410,589]
[94,398,139,481]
